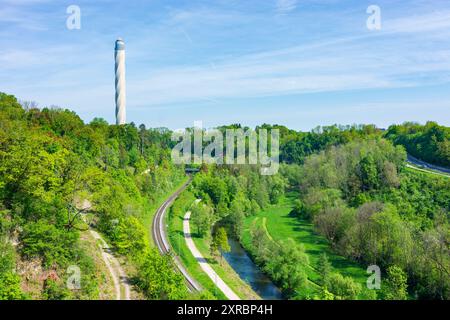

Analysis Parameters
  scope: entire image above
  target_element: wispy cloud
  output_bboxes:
[1,0,450,129]
[126,41,450,107]
[275,0,298,14]
[384,9,450,34]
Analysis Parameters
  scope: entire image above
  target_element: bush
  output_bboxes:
[20,221,79,267]
[328,273,362,300]
[136,249,187,300]
[111,216,148,259]
[0,272,26,300]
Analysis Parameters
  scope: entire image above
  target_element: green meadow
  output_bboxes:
[241,191,368,296]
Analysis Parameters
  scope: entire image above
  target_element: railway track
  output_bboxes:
[152,176,202,292]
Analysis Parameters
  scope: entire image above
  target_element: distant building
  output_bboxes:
[115,38,126,125]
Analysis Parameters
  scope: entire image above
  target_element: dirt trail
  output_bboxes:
[78,199,131,300]
[89,229,131,300]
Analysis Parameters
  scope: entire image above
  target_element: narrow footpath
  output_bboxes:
[89,229,131,300]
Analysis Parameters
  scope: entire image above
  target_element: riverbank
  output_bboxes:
[223,238,283,300]
[183,210,240,300]
[167,190,260,300]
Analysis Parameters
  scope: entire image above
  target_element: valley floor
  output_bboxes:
[241,191,368,297]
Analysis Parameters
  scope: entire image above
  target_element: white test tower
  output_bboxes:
[115,38,126,125]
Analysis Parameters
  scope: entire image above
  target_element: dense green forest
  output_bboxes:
[0,92,188,299]
[296,139,449,299]
[385,121,449,167]
[1,91,448,300]
[188,132,449,300]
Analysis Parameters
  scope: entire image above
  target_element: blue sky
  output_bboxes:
[1,0,450,130]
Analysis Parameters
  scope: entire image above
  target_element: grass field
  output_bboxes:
[167,190,260,300]
[241,191,368,297]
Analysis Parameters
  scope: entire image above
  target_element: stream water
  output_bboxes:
[222,238,283,300]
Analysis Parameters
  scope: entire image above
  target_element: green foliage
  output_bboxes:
[327,273,362,300]
[111,216,148,260]
[313,287,335,300]
[1,92,448,300]
[268,175,288,204]
[0,239,16,274]
[247,223,311,299]
[386,121,450,167]
[382,265,408,300]
[136,249,187,300]
[42,278,69,300]
[191,203,214,238]
[0,234,26,300]
[263,239,309,297]
[359,287,378,300]
[301,139,406,199]
[190,290,218,300]
[275,124,382,164]
[227,208,245,239]
[317,253,332,287]
[0,272,26,300]
[192,165,286,215]
[211,227,231,257]
[359,154,379,190]
[299,138,449,299]
[290,199,305,218]
[20,220,79,267]
[0,92,186,299]
[249,224,273,265]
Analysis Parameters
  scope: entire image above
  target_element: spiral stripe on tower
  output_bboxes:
[115,38,126,125]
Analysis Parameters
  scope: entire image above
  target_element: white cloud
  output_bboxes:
[2,1,450,127]
[121,18,450,107]
[384,10,450,33]
[276,0,298,14]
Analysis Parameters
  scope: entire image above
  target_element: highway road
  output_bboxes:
[152,176,202,292]
[407,154,450,176]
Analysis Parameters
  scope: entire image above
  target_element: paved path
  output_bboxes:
[183,210,240,300]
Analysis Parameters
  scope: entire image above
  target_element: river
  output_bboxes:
[222,238,283,300]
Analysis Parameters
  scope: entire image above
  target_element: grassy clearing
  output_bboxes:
[167,190,260,300]
[241,191,368,296]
